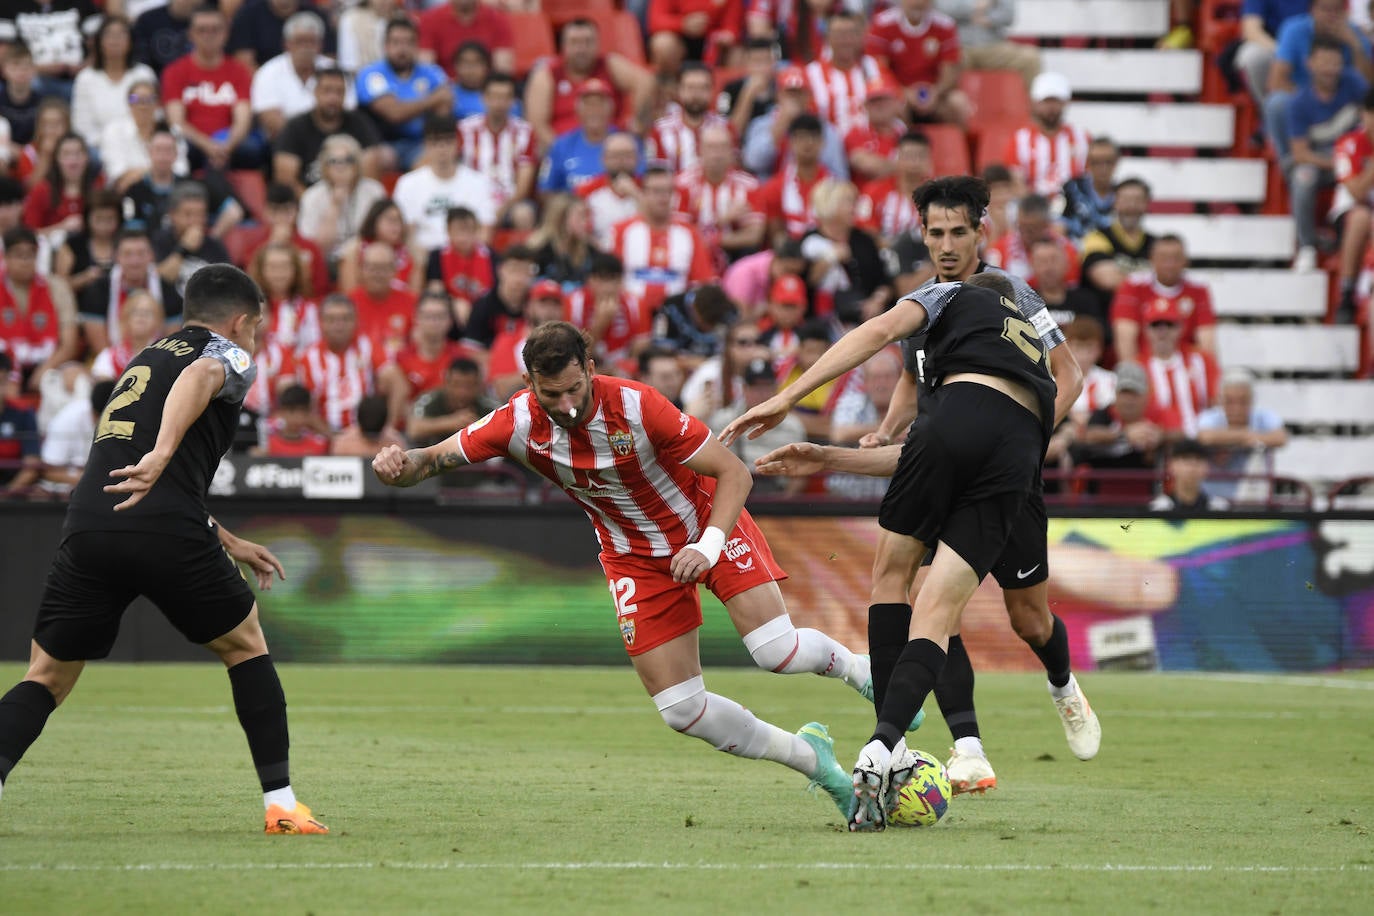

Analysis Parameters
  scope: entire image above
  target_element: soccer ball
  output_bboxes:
[888,749,951,827]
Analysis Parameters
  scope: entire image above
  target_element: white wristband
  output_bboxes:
[687,526,727,568]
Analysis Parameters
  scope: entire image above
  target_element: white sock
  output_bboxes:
[742,615,855,678]
[653,677,818,776]
[844,653,871,690]
[264,786,297,811]
[1048,674,1079,701]
[954,736,985,759]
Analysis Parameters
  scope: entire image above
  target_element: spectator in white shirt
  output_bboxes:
[72,16,158,159]
[392,114,498,252]
[251,12,353,142]
[298,133,386,261]
[40,378,115,494]
[101,77,190,192]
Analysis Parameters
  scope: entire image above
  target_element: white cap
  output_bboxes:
[1030,72,1072,102]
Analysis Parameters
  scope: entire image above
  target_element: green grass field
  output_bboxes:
[0,664,1370,914]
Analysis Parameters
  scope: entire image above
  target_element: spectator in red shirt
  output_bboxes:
[245,183,331,299]
[613,165,715,314]
[864,0,969,126]
[1332,88,1374,322]
[418,0,514,79]
[523,17,653,149]
[749,113,832,244]
[22,133,101,242]
[390,291,479,411]
[648,62,731,173]
[424,207,494,332]
[845,75,908,186]
[564,252,653,372]
[1111,234,1217,363]
[0,228,79,394]
[297,292,389,430]
[349,241,419,359]
[986,193,1081,284]
[1138,296,1219,439]
[258,383,332,457]
[649,0,745,75]
[337,197,424,294]
[161,6,259,170]
[488,280,567,399]
[856,130,932,247]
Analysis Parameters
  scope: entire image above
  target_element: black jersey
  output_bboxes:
[67,326,256,537]
[900,281,1058,440]
[901,262,1064,410]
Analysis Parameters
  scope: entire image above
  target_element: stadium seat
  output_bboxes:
[222,223,268,268]
[490,228,531,254]
[510,11,556,78]
[1117,156,1266,203]
[543,0,613,29]
[227,170,267,222]
[1273,436,1374,485]
[960,70,1028,127]
[1216,325,1361,375]
[1189,269,1328,319]
[1069,102,1235,149]
[1143,214,1295,262]
[975,122,1018,173]
[922,124,972,177]
[610,11,647,67]
[1009,0,1170,38]
[1251,380,1374,428]
[1039,49,1203,96]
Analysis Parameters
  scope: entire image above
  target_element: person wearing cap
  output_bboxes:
[844,75,910,186]
[805,12,892,139]
[648,62,731,174]
[1109,233,1217,363]
[709,356,806,493]
[865,0,970,127]
[1001,71,1091,203]
[392,113,498,252]
[523,16,653,149]
[538,77,629,198]
[758,274,810,360]
[355,16,453,170]
[487,279,567,399]
[674,124,766,265]
[1149,439,1230,512]
[939,0,1041,90]
[742,68,850,181]
[1074,360,1169,499]
[858,132,934,249]
[612,165,714,315]
[1139,294,1219,439]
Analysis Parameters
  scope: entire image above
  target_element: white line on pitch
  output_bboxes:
[2,862,1370,874]
[1179,673,1374,690]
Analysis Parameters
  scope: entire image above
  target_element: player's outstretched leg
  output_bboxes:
[0,642,82,805]
[1005,585,1101,761]
[207,609,327,835]
[936,634,997,795]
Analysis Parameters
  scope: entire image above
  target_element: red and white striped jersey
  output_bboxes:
[456,376,716,557]
[612,216,714,313]
[243,339,297,416]
[265,296,320,354]
[578,174,641,250]
[804,57,886,138]
[648,107,731,173]
[457,114,536,204]
[1071,364,1117,419]
[297,337,385,431]
[1146,348,1218,437]
[673,165,762,236]
[564,286,653,365]
[749,162,830,238]
[1002,124,1092,199]
[856,176,918,240]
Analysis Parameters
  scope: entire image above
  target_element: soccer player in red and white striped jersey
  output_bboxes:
[457,74,536,215]
[372,321,890,819]
[673,124,764,263]
[613,166,715,314]
[1002,72,1091,201]
[648,63,730,173]
[856,131,931,245]
[805,11,888,139]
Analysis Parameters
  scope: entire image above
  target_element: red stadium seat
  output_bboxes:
[222,223,268,269]
[226,169,267,222]
[544,0,613,29]
[975,122,1018,173]
[960,70,1030,131]
[510,11,556,78]
[713,66,746,98]
[921,124,972,177]
[490,228,531,255]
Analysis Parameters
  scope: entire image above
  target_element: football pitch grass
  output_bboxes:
[0,664,1370,914]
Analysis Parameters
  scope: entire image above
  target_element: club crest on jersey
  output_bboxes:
[620,617,636,647]
[609,429,634,457]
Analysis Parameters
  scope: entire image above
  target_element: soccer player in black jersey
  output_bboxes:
[723,273,1066,831]
[0,264,328,835]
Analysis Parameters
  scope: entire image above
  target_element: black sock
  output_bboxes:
[0,680,58,785]
[1031,615,1073,688]
[934,635,980,741]
[227,655,290,792]
[873,638,945,750]
[867,603,912,715]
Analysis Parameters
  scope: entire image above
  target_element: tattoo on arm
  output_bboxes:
[397,448,463,486]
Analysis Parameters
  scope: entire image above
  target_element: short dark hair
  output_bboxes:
[3,226,39,252]
[454,40,491,66]
[447,357,481,376]
[183,264,264,326]
[1309,34,1345,57]
[90,379,117,416]
[0,176,24,205]
[446,206,478,225]
[484,72,516,93]
[563,17,600,33]
[84,188,122,221]
[116,225,152,248]
[0,352,13,373]
[501,243,537,264]
[963,271,1017,300]
[913,176,990,229]
[898,131,930,150]
[5,40,33,64]
[743,37,776,54]
[688,284,734,327]
[980,163,1013,186]
[1155,232,1187,249]
[589,252,624,278]
[315,66,347,85]
[679,61,712,83]
[641,164,673,185]
[1170,438,1210,461]
[423,113,456,138]
[356,395,389,434]
[266,182,298,207]
[322,292,357,314]
[522,321,592,378]
[278,384,312,410]
[637,346,679,377]
[1114,176,1152,198]
[797,318,833,344]
[787,113,824,136]
[1018,193,1052,218]
[384,14,417,39]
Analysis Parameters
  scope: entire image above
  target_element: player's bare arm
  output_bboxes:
[673,437,754,584]
[1048,343,1084,426]
[211,516,287,590]
[756,441,903,479]
[861,369,919,448]
[104,357,226,511]
[371,440,470,488]
[720,300,930,445]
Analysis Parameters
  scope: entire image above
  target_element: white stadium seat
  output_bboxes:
[1069,102,1235,149]
[1117,157,1267,203]
[1216,325,1361,374]
[1011,0,1169,38]
[1188,269,1328,318]
[1251,381,1374,427]
[1144,214,1296,262]
[1272,436,1374,483]
[1040,49,1203,96]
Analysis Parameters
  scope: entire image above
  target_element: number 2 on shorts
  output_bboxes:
[95,365,153,442]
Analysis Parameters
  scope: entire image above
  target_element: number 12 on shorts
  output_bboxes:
[609,577,639,616]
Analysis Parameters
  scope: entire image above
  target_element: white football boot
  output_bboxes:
[1051,675,1102,761]
[847,740,892,832]
[945,746,997,795]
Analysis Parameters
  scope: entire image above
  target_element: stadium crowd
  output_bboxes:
[2,0,1345,508]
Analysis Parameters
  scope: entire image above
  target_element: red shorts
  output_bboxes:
[599,510,787,656]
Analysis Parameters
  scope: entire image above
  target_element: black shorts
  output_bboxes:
[880,383,1044,581]
[34,528,256,661]
[919,487,1050,590]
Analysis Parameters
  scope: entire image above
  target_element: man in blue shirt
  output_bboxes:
[1285,36,1367,269]
[1236,0,1312,104]
[538,78,620,196]
[355,17,452,170]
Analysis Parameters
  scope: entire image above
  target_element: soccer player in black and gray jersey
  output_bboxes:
[0,264,328,835]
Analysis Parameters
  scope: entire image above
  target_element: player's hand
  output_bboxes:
[754,442,827,477]
[371,443,415,486]
[104,451,171,510]
[670,544,713,583]
[224,536,286,590]
[859,432,892,449]
[718,395,792,446]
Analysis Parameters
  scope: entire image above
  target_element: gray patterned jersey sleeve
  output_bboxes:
[202,332,258,403]
[994,267,1067,350]
[897,281,963,330]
